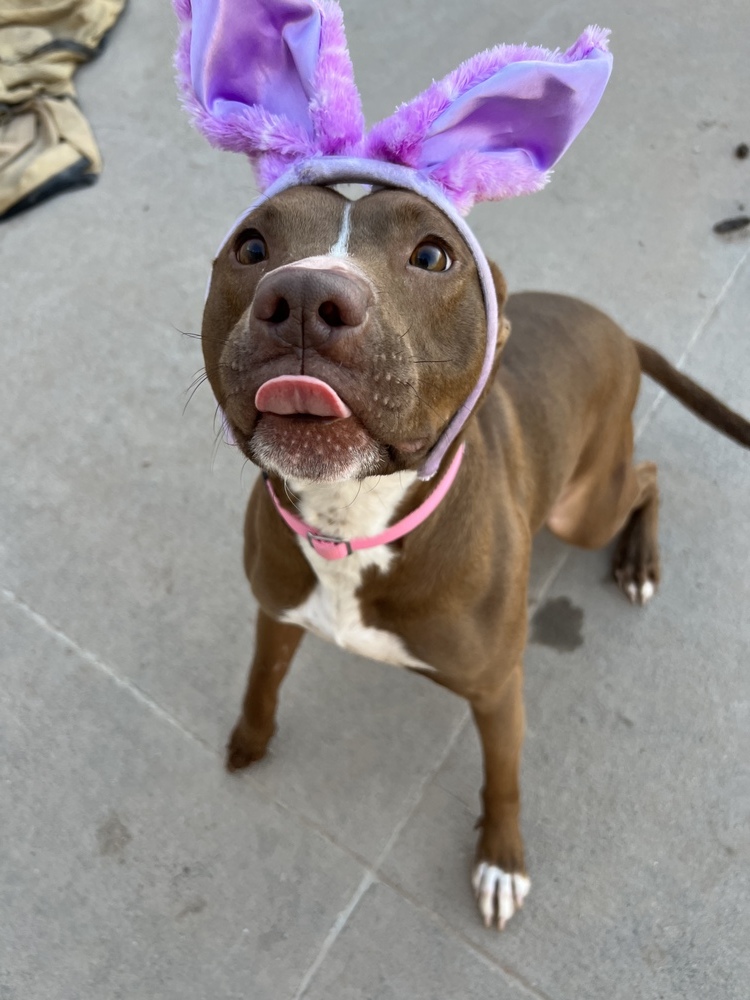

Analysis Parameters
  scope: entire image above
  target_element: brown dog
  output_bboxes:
[200,183,750,930]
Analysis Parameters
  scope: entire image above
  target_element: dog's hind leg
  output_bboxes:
[226,610,305,772]
[547,417,661,605]
[611,461,660,605]
[547,372,659,604]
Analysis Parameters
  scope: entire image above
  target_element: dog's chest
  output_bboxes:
[279,475,432,670]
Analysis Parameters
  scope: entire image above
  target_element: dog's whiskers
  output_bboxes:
[184,373,221,412]
[187,362,227,386]
[210,425,225,471]
[342,480,364,509]
[186,368,209,391]
[184,364,231,414]
[282,480,306,515]
[238,457,254,490]
[401,379,446,423]
[173,323,227,347]
[183,374,211,413]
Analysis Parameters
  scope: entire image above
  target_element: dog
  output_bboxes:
[198,181,750,930]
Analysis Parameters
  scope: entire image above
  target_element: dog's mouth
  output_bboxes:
[224,361,437,481]
[245,374,386,481]
[255,375,352,420]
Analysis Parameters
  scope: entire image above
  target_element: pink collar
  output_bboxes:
[264,444,465,561]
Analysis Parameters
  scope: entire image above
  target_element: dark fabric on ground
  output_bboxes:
[0,0,126,220]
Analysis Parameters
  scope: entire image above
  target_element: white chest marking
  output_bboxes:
[279,472,434,670]
[329,203,353,257]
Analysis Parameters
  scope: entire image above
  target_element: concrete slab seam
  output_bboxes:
[373,708,471,873]
[375,872,556,1000]
[291,707,470,998]
[528,549,572,617]
[291,871,375,1000]
[0,585,213,753]
[0,589,392,876]
[635,247,750,441]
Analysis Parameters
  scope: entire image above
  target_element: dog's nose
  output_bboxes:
[251,263,371,349]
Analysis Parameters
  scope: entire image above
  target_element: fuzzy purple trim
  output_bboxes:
[564,24,611,61]
[174,3,611,212]
[366,29,611,166]
[308,0,365,158]
[173,0,364,187]
[365,27,611,212]
[173,1,315,186]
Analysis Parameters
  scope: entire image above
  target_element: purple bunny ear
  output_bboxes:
[173,0,365,188]
[365,26,613,213]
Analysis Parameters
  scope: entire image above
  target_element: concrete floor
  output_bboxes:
[1,1,748,998]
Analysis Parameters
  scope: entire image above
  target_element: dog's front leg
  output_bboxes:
[470,665,530,930]
[226,609,305,772]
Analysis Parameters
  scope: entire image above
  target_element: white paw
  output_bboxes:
[624,578,655,605]
[472,863,530,930]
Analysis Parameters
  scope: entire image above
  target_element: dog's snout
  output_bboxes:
[251,264,371,348]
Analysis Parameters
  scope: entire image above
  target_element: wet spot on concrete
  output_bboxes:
[177,897,207,920]
[258,925,287,951]
[96,812,132,858]
[530,597,584,652]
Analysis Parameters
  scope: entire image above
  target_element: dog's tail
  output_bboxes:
[633,340,750,448]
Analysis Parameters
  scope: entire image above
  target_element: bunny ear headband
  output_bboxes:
[173,0,612,479]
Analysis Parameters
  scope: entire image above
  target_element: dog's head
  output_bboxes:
[177,1,611,480]
[202,184,508,482]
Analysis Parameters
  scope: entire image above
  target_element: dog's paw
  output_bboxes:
[613,565,657,606]
[225,719,274,773]
[613,509,660,607]
[472,862,530,930]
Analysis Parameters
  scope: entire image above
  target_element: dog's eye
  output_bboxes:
[409,242,451,272]
[236,231,268,265]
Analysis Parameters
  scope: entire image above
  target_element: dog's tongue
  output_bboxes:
[255,376,352,419]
